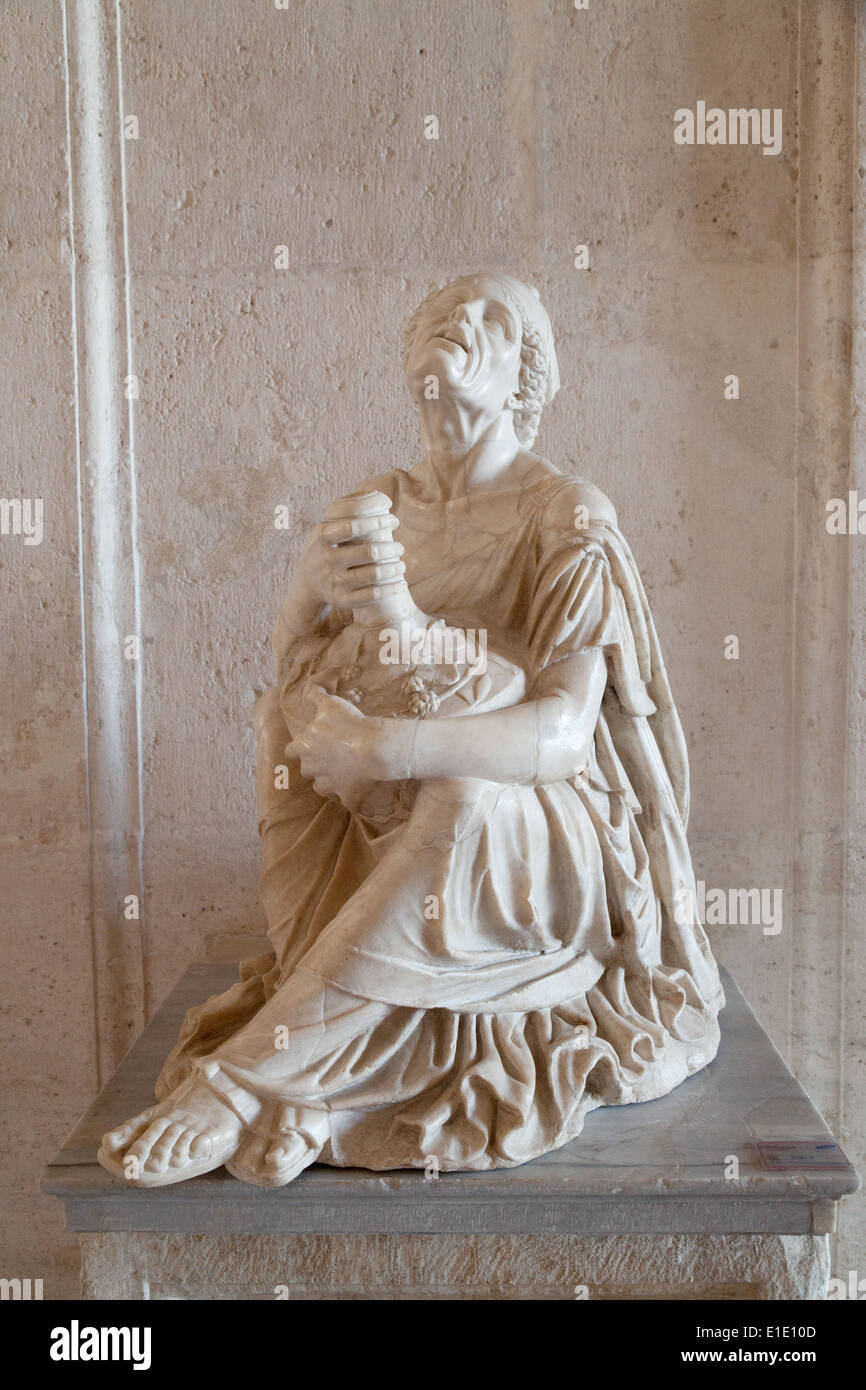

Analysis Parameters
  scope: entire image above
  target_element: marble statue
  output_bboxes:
[99,273,724,1188]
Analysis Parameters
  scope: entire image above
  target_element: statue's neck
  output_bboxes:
[416,401,521,498]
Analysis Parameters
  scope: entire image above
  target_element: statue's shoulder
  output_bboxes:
[527,461,618,531]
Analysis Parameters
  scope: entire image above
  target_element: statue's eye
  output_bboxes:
[484,306,514,338]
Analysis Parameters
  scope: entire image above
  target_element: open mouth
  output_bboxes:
[434,327,470,350]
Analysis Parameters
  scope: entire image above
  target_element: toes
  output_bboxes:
[189,1130,214,1161]
[168,1126,196,1169]
[237,1133,269,1171]
[102,1107,156,1154]
[125,1116,173,1172]
[102,1091,242,1182]
[144,1121,187,1174]
[265,1138,301,1169]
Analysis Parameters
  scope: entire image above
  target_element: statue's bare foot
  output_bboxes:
[226,1105,329,1188]
[98,1080,244,1186]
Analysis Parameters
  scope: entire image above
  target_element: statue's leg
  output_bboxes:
[99,967,393,1189]
[188,965,396,1187]
[199,965,392,1099]
[99,694,391,1189]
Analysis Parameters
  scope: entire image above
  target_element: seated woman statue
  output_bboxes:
[99,273,724,1188]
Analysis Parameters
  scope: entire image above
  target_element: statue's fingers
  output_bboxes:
[342,560,406,586]
[337,578,405,607]
[320,514,398,545]
[335,540,403,571]
[308,686,363,721]
[283,734,310,760]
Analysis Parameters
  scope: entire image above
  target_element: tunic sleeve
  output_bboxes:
[527,538,618,670]
[526,525,657,719]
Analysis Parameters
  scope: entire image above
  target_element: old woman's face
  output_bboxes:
[407,276,523,415]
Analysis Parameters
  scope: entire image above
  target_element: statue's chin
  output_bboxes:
[409,341,469,389]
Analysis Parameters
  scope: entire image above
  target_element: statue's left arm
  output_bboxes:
[377,650,606,786]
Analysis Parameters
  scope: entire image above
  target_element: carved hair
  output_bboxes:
[405,278,556,447]
[510,324,549,446]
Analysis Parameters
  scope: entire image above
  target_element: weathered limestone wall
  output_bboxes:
[0,2,95,1299]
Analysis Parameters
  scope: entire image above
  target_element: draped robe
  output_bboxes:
[155,469,724,1178]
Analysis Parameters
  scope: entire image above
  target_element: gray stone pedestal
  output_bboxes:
[44,963,858,1301]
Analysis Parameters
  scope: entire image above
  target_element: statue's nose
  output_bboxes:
[451,300,480,329]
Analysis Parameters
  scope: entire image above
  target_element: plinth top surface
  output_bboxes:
[42,961,859,1234]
